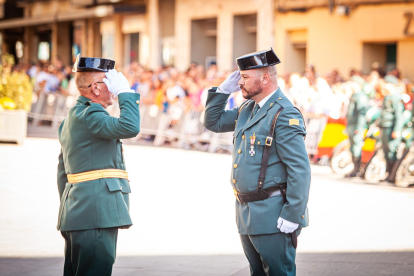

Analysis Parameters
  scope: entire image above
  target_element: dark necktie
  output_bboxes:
[251,104,260,119]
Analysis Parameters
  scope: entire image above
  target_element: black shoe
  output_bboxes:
[345,157,361,178]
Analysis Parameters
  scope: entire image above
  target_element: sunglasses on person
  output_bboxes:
[78,81,105,88]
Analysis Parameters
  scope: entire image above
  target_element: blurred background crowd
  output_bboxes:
[5,56,412,120]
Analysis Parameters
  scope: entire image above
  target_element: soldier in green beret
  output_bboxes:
[345,76,370,177]
[57,56,140,275]
[204,48,311,276]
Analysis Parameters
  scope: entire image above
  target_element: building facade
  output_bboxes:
[0,0,413,79]
[275,0,414,79]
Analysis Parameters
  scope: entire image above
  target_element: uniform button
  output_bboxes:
[234,164,238,169]
[136,100,140,104]
[242,135,245,140]
[278,97,282,100]
[270,103,274,107]
[302,215,305,219]
[238,149,242,154]
[121,186,123,190]
[257,141,260,145]
[233,179,236,184]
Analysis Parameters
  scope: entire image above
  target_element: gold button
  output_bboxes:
[302,215,305,219]
[234,164,238,169]
[242,135,245,140]
[257,141,260,145]
[233,179,236,184]
[270,103,274,107]
[238,149,242,154]
[136,100,140,104]
[278,97,282,100]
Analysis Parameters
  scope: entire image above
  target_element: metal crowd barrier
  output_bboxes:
[27,94,327,155]
[303,115,328,155]
[28,93,76,128]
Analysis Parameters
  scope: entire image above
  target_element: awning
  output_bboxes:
[0,5,115,30]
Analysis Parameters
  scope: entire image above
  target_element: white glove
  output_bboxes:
[277,217,299,234]
[103,69,134,95]
[217,70,241,94]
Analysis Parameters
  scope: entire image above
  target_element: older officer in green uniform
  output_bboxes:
[345,76,369,177]
[57,55,140,275]
[204,48,311,276]
[379,77,405,181]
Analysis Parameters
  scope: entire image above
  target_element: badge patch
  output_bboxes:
[289,119,299,126]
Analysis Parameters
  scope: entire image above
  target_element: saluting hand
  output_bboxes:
[103,69,135,95]
[217,70,241,94]
[277,217,299,234]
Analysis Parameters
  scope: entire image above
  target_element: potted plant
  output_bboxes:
[0,53,32,144]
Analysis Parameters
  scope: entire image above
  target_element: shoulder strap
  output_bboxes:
[257,106,284,190]
[294,107,306,140]
[235,100,252,128]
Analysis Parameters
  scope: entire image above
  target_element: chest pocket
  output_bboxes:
[244,133,280,165]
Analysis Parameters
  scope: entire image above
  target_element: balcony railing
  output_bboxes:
[277,0,414,12]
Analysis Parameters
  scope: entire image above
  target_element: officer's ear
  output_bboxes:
[261,72,270,85]
[91,82,100,96]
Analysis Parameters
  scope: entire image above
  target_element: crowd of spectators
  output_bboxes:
[19,57,414,122]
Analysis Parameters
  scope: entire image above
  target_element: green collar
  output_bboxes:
[76,95,92,105]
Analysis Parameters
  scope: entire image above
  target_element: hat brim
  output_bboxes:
[73,57,115,73]
[236,48,281,71]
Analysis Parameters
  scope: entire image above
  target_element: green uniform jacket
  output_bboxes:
[346,91,369,132]
[379,94,405,132]
[204,88,311,235]
[57,93,140,231]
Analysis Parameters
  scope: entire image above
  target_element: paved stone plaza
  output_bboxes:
[1,138,414,275]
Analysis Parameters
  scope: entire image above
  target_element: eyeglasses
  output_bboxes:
[78,82,105,88]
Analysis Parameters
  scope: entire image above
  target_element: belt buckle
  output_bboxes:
[233,189,241,203]
[265,136,273,146]
[258,188,269,200]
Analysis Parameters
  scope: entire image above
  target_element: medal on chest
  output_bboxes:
[249,132,256,157]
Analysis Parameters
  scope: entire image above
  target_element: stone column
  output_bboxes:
[86,18,95,57]
[147,0,161,69]
[113,14,124,68]
[217,12,233,72]
[51,22,58,64]
[23,27,35,64]
[52,22,72,66]
[58,22,71,66]
[257,0,274,50]
[0,30,6,55]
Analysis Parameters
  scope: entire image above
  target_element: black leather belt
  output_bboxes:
[233,184,287,203]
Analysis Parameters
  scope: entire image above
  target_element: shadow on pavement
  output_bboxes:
[1,251,413,276]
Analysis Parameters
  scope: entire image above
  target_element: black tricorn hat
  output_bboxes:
[236,47,281,71]
[72,54,115,73]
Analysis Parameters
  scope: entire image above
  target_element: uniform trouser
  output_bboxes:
[381,127,402,163]
[61,228,118,276]
[347,126,364,158]
[240,231,299,276]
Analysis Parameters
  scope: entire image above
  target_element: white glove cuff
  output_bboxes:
[216,87,231,94]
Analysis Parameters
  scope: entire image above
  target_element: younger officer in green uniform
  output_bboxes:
[345,76,369,177]
[57,56,140,275]
[379,80,405,181]
[204,48,311,276]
